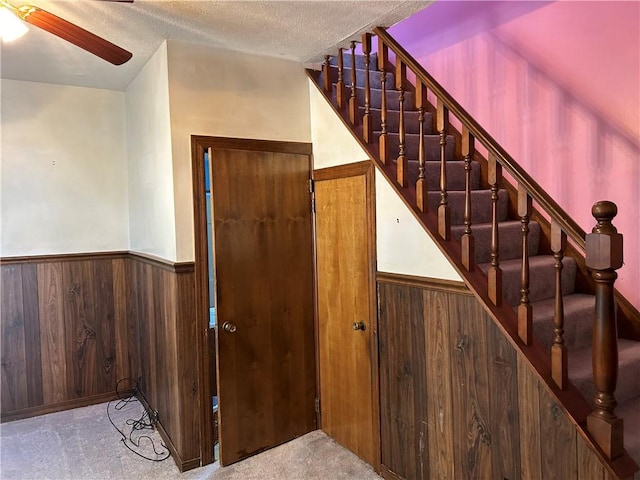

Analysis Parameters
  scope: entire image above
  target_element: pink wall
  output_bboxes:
[390,1,640,309]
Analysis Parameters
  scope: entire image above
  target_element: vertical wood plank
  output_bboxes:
[486,316,520,480]
[21,263,43,407]
[93,259,116,393]
[112,258,130,382]
[424,289,454,479]
[38,262,67,405]
[378,283,427,479]
[450,294,493,479]
[577,435,605,480]
[62,261,97,399]
[517,355,542,480]
[177,271,200,460]
[1,265,28,411]
[539,383,578,478]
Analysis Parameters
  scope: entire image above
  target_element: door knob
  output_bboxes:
[222,321,237,333]
[353,321,366,331]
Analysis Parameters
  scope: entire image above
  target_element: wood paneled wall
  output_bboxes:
[1,252,199,471]
[1,254,131,418]
[128,255,200,470]
[377,273,610,480]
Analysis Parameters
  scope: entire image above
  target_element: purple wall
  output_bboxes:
[390,0,640,309]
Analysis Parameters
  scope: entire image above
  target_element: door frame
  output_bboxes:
[191,136,314,466]
[312,160,380,469]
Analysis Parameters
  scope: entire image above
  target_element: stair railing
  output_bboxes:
[317,27,631,469]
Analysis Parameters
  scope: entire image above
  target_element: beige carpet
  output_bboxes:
[0,400,381,480]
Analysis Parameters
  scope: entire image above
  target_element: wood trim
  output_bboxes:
[313,160,371,180]
[379,464,405,480]
[377,271,470,294]
[191,135,312,155]
[0,251,194,274]
[128,251,195,273]
[0,251,128,265]
[138,389,200,472]
[0,389,135,422]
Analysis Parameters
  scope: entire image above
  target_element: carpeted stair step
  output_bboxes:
[529,293,596,351]
[329,53,378,70]
[407,159,481,191]
[382,132,455,161]
[325,67,395,90]
[426,189,509,225]
[332,85,415,112]
[479,255,577,307]
[364,107,432,135]
[451,220,541,264]
[569,339,640,406]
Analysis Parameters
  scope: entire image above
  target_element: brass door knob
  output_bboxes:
[222,321,237,333]
[353,321,366,331]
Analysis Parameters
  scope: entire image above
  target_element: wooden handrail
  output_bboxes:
[373,27,587,250]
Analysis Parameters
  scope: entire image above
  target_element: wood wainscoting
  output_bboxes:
[377,272,610,480]
[0,252,199,472]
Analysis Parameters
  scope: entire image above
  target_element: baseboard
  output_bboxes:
[136,389,200,472]
[379,464,405,480]
[0,389,135,423]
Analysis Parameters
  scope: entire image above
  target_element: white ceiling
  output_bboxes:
[0,0,430,91]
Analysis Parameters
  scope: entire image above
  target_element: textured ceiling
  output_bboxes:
[0,0,430,91]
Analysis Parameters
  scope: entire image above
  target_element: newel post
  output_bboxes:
[585,201,624,460]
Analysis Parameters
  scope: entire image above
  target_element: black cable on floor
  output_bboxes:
[106,378,170,462]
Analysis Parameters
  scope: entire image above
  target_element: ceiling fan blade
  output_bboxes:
[17,5,132,65]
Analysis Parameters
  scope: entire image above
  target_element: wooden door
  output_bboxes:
[209,143,316,466]
[314,161,379,467]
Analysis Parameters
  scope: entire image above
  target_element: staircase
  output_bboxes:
[307,29,640,479]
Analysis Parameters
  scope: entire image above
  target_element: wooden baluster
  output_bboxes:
[517,185,532,344]
[437,99,450,240]
[378,38,388,164]
[585,201,624,460]
[461,126,474,270]
[415,80,428,212]
[362,33,372,143]
[396,60,407,187]
[336,48,346,109]
[487,153,502,306]
[349,41,359,125]
[551,220,568,388]
[322,55,331,93]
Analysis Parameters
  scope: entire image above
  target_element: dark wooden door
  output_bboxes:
[314,162,379,467]
[209,144,316,466]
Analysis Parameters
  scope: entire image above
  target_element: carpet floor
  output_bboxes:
[0,400,381,480]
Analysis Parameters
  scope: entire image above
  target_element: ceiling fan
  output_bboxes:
[0,0,133,65]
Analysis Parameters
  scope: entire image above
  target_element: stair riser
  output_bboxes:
[451,221,541,264]
[407,160,481,192]
[364,108,433,135]
[355,87,415,111]
[329,53,378,70]
[326,67,395,90]
[426,189,509,225]
[532,294,595,352]
[383,133,455,161]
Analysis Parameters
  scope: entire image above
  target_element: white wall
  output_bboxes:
[166,40,313,262]
[0,79,128,256]
[125,41,177,260]
[308,80,460,280]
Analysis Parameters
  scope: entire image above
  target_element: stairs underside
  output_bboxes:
[315,58,640,472]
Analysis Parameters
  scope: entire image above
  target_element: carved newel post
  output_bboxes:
[585,201,623,460]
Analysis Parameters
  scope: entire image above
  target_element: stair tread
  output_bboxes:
[569,338,640,406]
[529,293,596,351]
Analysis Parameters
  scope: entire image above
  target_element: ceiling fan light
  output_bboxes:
[0,6,28,42]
